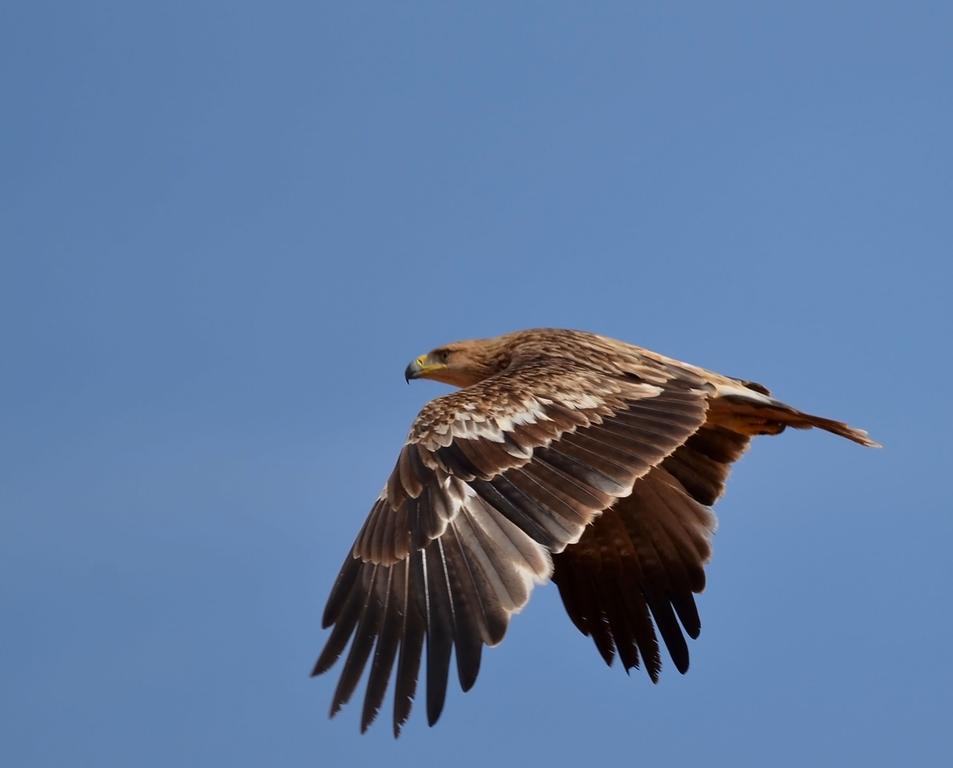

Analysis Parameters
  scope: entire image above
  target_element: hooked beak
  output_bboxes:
[404,354,446,383]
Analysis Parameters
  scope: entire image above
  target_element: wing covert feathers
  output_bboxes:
[353,372,709,566]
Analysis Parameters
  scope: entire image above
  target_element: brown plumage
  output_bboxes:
[312,328,878,735]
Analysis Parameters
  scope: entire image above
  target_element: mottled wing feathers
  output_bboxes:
[353,361,708,564]
[552,426,750,678]
[314,360,711,734]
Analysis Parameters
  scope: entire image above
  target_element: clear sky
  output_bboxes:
[2,2,951,766]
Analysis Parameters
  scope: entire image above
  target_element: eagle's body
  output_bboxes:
[313,329,877,735]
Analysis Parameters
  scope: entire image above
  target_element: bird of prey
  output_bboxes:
[312,328,878,735]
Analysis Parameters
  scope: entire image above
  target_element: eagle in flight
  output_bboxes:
[312,328,878,735]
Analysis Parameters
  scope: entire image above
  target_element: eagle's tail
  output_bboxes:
[710,383,881,447]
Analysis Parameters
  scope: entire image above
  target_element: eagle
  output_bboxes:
[312,328,878,735]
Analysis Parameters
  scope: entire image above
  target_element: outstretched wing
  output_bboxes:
[552,424,751,679]
[313,359,711,735]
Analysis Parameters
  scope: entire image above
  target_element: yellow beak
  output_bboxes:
[404,354,446,382]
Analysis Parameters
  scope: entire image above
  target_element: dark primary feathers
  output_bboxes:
[312,328,878,735]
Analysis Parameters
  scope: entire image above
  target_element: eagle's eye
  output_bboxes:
[436,349,451,364]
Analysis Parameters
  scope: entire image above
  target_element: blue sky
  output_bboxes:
[2,2,950,766]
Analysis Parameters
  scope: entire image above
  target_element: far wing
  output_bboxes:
[552,425,751,678]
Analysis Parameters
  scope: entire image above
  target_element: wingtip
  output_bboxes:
[392,714,408,739]
[311,651,336,677]
[426,704,444,728]
[360,705,380,734]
